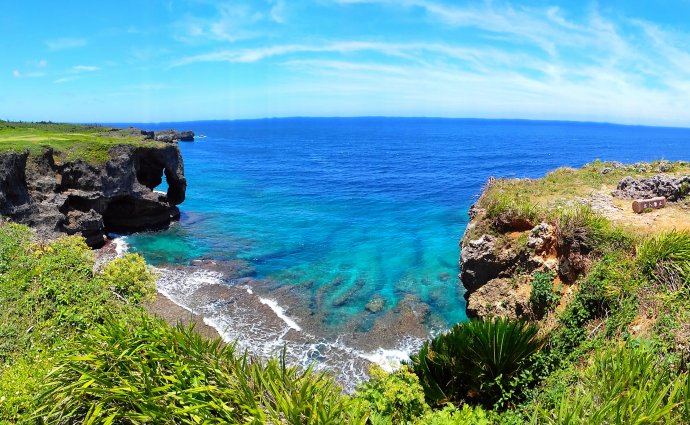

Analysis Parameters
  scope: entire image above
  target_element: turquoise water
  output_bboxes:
[122,118,690,338]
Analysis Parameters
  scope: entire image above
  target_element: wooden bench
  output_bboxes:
[632,197,666,213]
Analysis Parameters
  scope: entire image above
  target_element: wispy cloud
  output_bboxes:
[169,0,690,124]
[72,65,100,73]
[45,37,87,50]
[12,69,44,78]
[269,0,287,23]
[54,76,79,84]
[175,3,264,43]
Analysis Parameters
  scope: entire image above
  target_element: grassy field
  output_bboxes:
[0,121,163,164]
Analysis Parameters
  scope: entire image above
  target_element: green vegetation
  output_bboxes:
[0,222,363,424]
[0,121,161,164]
[530,271,558,316]
[39,315,357,424]
[3,160,690,424]
[539,343,690,424]
[410,318,544,408]
[637,230,690,287]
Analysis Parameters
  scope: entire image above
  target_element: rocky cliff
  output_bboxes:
[459,161,690,320]
[0,142,186,247]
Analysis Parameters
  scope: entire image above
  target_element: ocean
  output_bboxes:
[115,118,690,389]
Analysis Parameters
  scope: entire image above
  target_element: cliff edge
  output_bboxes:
[0,122,187,247]
[459,160,690,320]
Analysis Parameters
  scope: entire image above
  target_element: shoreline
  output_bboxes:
[146,291,221,340]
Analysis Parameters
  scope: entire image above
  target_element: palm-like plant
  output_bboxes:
[410,318,545,407]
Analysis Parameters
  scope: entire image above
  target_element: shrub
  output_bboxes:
[538,342,690,424]
[37,314,359,424]
[530,271,558,317]
[410,318,545,408]
[415,404,491,425]
[536,253,627,377]
[637,231,690,289]
[354,366,429,424]
[96,253,156,304]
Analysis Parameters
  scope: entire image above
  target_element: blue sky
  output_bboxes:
[3,1,690,125]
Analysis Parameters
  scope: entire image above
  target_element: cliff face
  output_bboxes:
[459,195,564,320]
[458,161,690,321]
[0,144,186,247]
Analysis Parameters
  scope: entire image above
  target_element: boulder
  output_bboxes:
[465,278,531,320]
[140,130,154,140]
[527,222,557,254]
[460,235,520,294]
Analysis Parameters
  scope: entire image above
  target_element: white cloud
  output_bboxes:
[45,37,87,50]
[54,76,78,84]
[12,69,44,78]
[72,65,100,73]
[175,3,264,43]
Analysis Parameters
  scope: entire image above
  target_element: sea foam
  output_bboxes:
[259,298,302,331]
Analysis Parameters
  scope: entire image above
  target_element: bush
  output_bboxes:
[96,253,156,304]
[410,318,545,408]
[354,366,429,424]
[37,314,360,424]
[530,271,558,317]
[415,404,491,425]
[484,190,540,224]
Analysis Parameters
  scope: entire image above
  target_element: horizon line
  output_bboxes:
[6,116,690,131]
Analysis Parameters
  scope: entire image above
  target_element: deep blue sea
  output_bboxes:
[114,118,690,386]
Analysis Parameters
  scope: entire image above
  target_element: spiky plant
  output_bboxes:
[637,230,690,289]
[539,343,690,424]
[36,314,361,425]
[410,318,545,407]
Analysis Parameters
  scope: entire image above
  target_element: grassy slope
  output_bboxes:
[0,121,164,164]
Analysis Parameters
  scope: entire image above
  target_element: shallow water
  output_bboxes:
[117,118,690,386]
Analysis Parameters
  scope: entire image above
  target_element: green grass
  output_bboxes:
[0,121,162,164]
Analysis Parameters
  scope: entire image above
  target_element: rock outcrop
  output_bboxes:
[613,175,690,201]
[0,143,186,247]
[153,130,195,143]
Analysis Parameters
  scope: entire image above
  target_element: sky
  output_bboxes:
[3,1,690,126]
